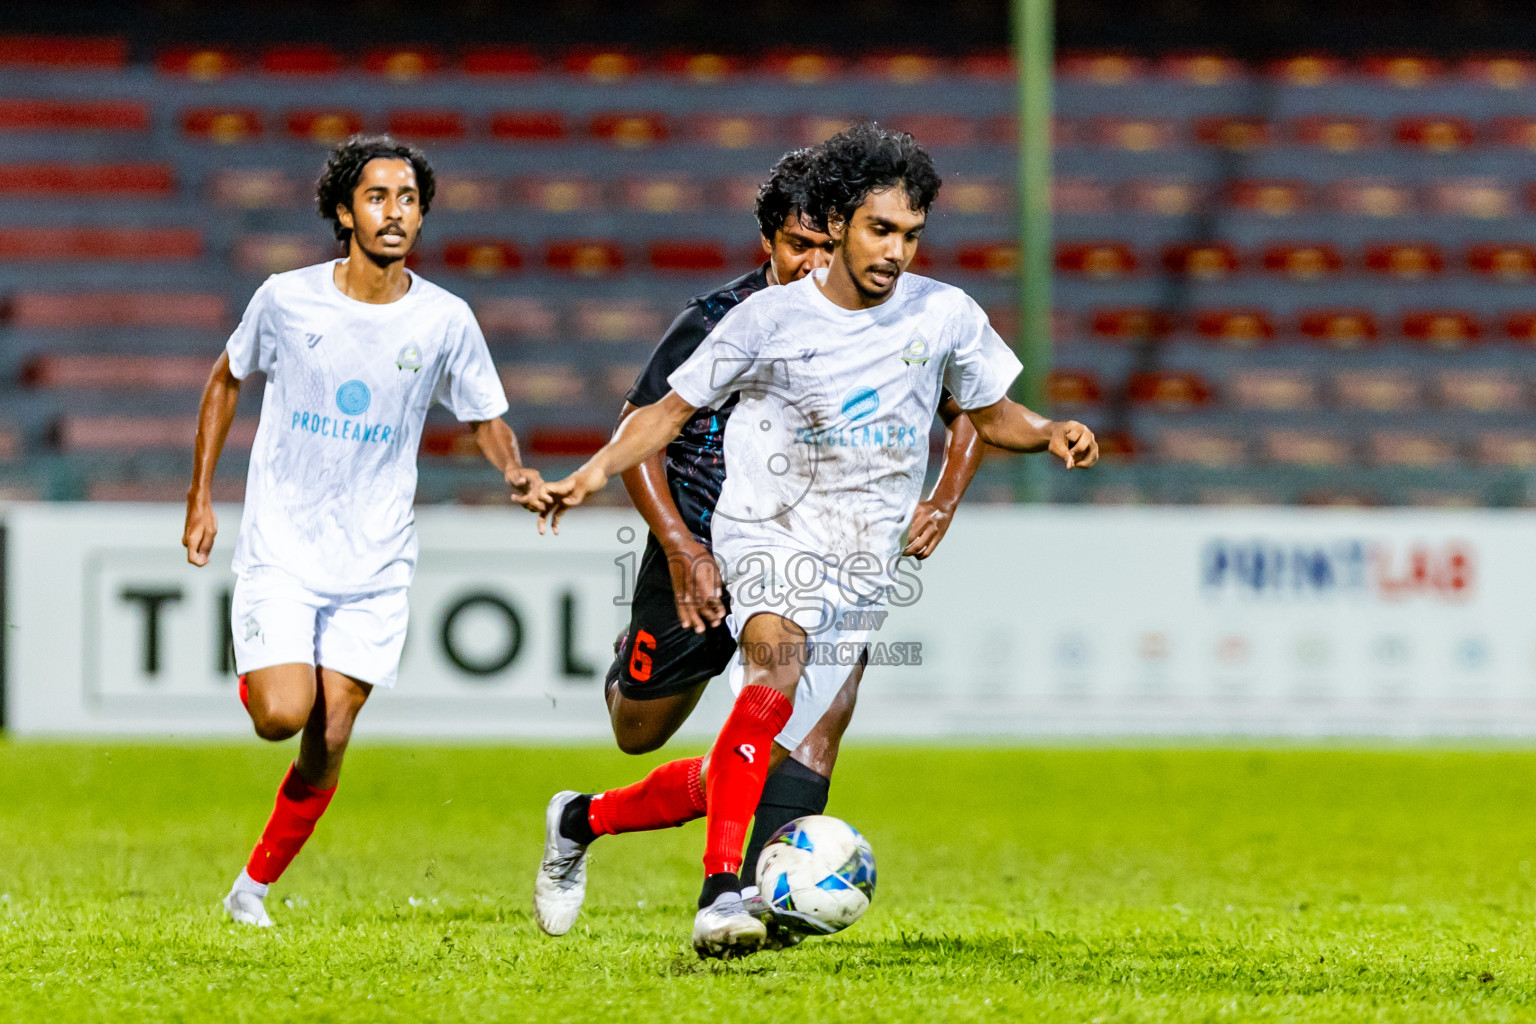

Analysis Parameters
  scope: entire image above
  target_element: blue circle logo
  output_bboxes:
[841,385,880,422]
[336,380,371,416]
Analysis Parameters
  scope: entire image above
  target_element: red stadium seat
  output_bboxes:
[1159,53,1245,86]
[1056,52,1146,85]
[1435,370,1525,412]
[792,115,863,147]
[855,53,947,84]
[0,35,126,70]
[363,47,442,81]
[233,234,330,275]
[600,363,646,398]
[1055,241,1138,279]
[589,112,669,148]
[5,291,226,330]
[1157,428,1246,467]
[685,114,781,149]
[0,99,149,133]
[472,297,559,340]
[958,52,1013,80]
[1290,116,1380,153]
[1333,370,1420,411]
[22,354,211,389]
[1263,54,1345,87]
[1429,178,1515,218]
[562,50,640,81]
[387,109,466,142]
[1228,370,1318,410]
[570,300,665,343]
[1263,242,1344,280]
[1371,431,1457,468]
[1475,432,1536,467]
[0,163,175,197]
[649,241,728,273]
[1394,117,1476,153]
[708,176,763,212]
[760,51,846,85]
[619,177,705,213]
[156,47,240,80]
[1046,369,1102,408]
[0,227,201,262]
[1403,310,1482,348]
[1360,55,1444,88]
[1195,309,1276,347]
[1468,243,1536,280]
[181,108,263,144]
[461,47,542,76]
[1485,117,1536,150]
[526,428,610,458]
[442,240,523,277]
[1121,180,1203,217]
[1330,179,1413,218]
[1089,117,1177,152]
[259,45,343,75]
[1052,178,1111,215]
[1363,242,1444,279]
[1298,309,1379,348]
[55,416,255,452]
[499,364,587,406]
[436,176,501,211]
[955,242,1019,277]
[1460,56,1536,89]
[489,111,567,142]
[1227,180,1310,217]
[286,110,365,145]
[545,240,625,277]
[513,176,603,212]
[658,52,743,83]
[889,115,980,147]
[1195,117,1271,151]
[210,169,302,209]
[1161,243,1240,280]
[1263,430,1351,467]
[1090,308,1172,342]
[1126,371,1213,410]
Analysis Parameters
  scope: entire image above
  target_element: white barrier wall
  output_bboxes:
[8,502,1536,737]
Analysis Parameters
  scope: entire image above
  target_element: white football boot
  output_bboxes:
[532,790,589,936]
[692,890,767,959]
[741,886,804,951]
[222,871,273,928]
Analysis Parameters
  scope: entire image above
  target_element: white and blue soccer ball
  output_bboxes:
[755,814,876,935]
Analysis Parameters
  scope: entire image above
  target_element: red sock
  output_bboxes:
[703,685,793,876]
[588,756,706,836]
[238,675,249,711]
[245,764,336,885]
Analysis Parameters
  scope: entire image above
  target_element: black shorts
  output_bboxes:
[606,533,736,700]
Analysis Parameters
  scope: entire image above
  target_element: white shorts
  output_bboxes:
[231,569,410,689]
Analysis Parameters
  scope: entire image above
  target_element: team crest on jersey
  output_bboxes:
[841,385,880,422]
[396,343,423,372]
[336,380,371,416]
[900,332,931,365]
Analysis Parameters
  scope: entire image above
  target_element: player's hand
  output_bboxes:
[182,498,217,566]
[537,463,609,535]
[665,537,725,633]
[1047,420,1098,470]
[506,466,547,512]
[902,500,954,560]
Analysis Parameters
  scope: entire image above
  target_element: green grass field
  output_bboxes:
[5,742,1536,1022]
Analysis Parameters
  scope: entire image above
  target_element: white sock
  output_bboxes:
[232,869,269,899]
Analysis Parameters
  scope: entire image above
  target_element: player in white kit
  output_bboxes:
[181,136,544,927]
[531,123,1098,957]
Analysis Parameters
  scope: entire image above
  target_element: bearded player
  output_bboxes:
[532,122,1097,957]
[532,148,983,939]
[182,135,544,927]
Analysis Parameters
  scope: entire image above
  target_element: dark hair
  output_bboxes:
[315,134,436,244]
[753,147,817,240]
[803,122,941,232]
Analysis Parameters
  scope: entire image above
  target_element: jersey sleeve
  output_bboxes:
[433,305,511,422]
[666,298,767,410]
[941,296,1024,411]
[626,303,710,408]
[224,278,279,380]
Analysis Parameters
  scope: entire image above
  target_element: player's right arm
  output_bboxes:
[183,351,242,566]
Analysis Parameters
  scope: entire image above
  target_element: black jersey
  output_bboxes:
[625,263,771,546]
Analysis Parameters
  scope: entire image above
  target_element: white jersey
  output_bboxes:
[226,261,508,593]
[667,269,1021,593]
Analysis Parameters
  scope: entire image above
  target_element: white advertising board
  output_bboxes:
[8,502,1536,737]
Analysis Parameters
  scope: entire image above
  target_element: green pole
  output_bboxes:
[1013,0,1053,502]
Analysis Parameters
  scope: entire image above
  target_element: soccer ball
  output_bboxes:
[755,814,876,935]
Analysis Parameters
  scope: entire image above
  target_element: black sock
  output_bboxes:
[698,872,741,909]
[740,758,831,889]
[559,794,598,846]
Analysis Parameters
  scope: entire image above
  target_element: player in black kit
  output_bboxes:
[603,147,984,883]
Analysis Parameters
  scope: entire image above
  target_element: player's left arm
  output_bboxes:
[965,398,1098,469]
[903,394,983,560]
[467,418,545,511]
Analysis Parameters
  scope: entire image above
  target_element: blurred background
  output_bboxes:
[5,0,1536,509]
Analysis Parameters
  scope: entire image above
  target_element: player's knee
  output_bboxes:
[250,704,306,742]
[615,729,667,756]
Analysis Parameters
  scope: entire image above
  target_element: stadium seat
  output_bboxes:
[1485,117,1536,150]
[1506,312,1536,344]
[181,108,263,144]
[499,364,586,405]
[648,241,727,273]
[419,425,480,459]
[958,52,1013,80]
[600,363,645,398]
[562,50,640,82]
[4,291,226,329]
[1333,370,1420,411]
[258,44,343,75]
[1156,428,1247,467]
[1045,369,1102,408]
[1089,117,1177,152]
[523,428,611,459]
[1195,117,1271,151]
[387,109,466,142]
[461,47,542,76]
[1290,116,1379,153]
[442,240,523,277]
[1371,431,1457,468]
[1299,309,1379,348]
[233,234,330,275]
[888,114,980,147]
[1360,55,1444,88]
[54,416,255,452]
[436,176,501,211]
[1263,429,1351,467]
[0,99,149,133]
[1161,243,1240,280]
[1160,53,1246,86]
[1121,180,1203,216]
[1394,117,1476,153]
[685,114,780,149]
[489,111,567,142]
[363,47,442,81]
[210,169,302,209]
[1056,53,1146,86]
[1461,56,1535,89]
[286,110,364,145]
[792,115,863,147]
[1227,369,1318,410]
[956,242,1019,278]
[658,52,742,83]
[1053,179,1112,215]
[1090,307,1172,342]
[1194,309,1275,347]
[514,176,603,212]
[0,227,201,262]
[1402,310,1482,348]
[1228,180,1309,217]
[709,176,763,212]
[1472,243,1536,280]
[1429,178,1514,219]
[1475,432,1536,467]
[1055,241,1138,280]
[0,35,126,70]
[1331,179,1413,217]
[943,180,1011,215]
[1435,369,1525,412]
[472,297,559,340]
[1264,54,1345,87]
[1363,242,1444,279]
[760,51,846,85]
[589,112,669,148]
[0,163,175,196]
[856,53,946,84]
[1126,371,1214,410]
[22,354,211,390]
[569,300,664,342]
[156,46,239,79]
[1263,243,1344,280]
[619,176,705,213]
